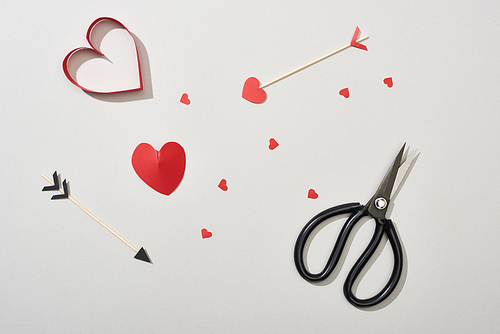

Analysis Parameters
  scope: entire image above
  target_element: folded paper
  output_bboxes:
[132,142,186,195]
[63,17,143,93]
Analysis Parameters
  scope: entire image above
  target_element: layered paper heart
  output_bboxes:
[132,142,186,195]
[63,17,143,93]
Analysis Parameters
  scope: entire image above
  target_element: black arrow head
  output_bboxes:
[42,171,60,191]
[134,247,152,264]
[51,179,69,200]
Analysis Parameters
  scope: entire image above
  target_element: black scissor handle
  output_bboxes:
[294,204,404,308]
[294,202,365,282]
[343,218,403,308]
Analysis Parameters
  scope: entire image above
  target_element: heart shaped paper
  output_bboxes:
[180,93,191,105]
[242,77,267,103]
[201,228,212,239]
[132,142,186,195]
[218,179,228,191]
[269,138,279,150]
[63,17,143,93]
[339,88,349,98]
[308,189,319,199]
[383,77,393,88]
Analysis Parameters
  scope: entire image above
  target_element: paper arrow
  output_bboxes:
[41,171,152,264]
[242,27,368,103]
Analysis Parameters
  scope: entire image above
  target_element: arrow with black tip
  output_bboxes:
[41,171,152,264]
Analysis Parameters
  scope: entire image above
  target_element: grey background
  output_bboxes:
[1,0,499,333]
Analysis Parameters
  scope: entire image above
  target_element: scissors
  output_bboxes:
[294,143,418,308]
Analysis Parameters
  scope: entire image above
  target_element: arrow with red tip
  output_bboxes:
[242,27,368,104]
[41,171,152,264]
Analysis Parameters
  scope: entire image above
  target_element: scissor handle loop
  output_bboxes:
[343,218,403,308]
[294,204,404,308]
[294,202,364,282]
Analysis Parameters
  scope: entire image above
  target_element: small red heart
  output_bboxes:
[180,93,191,105]
[383,77,393,88]
[201,228,212,239]
[308,189,318,199]
[132,142,186,195]
[269,138,279,150]
[62,17,143,93]
[218,179,228,191]
[242,77,267,104]
[339,88,349,98]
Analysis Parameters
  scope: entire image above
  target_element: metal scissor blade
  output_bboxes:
[377,143,406,200]
[391,148,420,201]
[366,144,406,218]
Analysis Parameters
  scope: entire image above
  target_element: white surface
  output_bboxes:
[1,0,499,333]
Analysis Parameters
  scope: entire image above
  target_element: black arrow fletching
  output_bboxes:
[51,179,69,200]
[42,171,60,191]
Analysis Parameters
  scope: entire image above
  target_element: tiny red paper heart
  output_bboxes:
[308,189,318,199]
[180,93,191,105]
[201,228,212,239]
[218,179,228,191]
[383,77,393,88]
[62,17,143,93]
[339,88,349,98]
[269,138,279,150]
[242,77,267,104]
[132,142,186,195]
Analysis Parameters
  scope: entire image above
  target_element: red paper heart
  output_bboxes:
[180,93,191,105]
[132,142,186,195]
[218,179,228,191]
[201,228,212,239]
[269,138,279,150]
[308,189,318,199]
[62,17,143,93]
[339,88,349,98]
[383,77,393,88]
[242,77,267,103]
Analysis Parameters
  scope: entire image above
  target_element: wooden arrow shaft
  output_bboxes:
[41,174,138,253]
[259,36,369,89]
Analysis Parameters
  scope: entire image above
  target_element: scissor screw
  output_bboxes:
[374,197,387,210]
